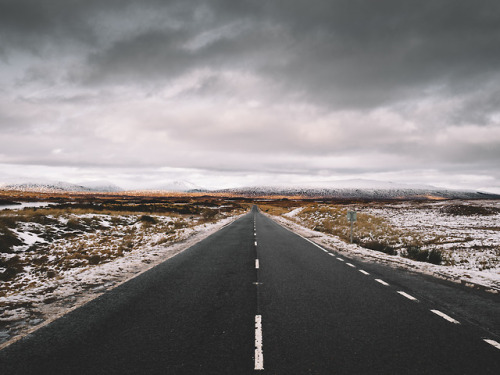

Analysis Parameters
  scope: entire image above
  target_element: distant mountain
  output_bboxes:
[3,178,498,199]
[215,180,500,200]
[2,181,123,193]
[77,181,123,192]
[153,180,206,192]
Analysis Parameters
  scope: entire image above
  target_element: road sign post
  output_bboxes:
[347,211,357,243]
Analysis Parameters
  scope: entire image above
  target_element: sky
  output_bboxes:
[1,0,500,192]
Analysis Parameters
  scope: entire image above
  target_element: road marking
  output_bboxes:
[254,241,257,246]
[431,310,460,324]
[336,257,344,262]
[375,279,389,286]
[328,253,335,256]
[346,262,356,268]
[484,339,500,350]
[255,315,264,370]
[359,270,370,275]
[255,259,259,269]
[397,291,418,301]
[302,236,327,251]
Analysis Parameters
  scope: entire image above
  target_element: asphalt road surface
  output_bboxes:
[1,206,499,374]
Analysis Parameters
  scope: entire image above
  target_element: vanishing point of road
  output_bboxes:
[1,206,499,374]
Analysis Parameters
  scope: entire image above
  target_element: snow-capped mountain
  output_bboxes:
[153,180,206,192]
[77,181,123,192]
[215,180,500,200]
[2,181,123,193]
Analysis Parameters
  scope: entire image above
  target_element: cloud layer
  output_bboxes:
[1,0,500,191]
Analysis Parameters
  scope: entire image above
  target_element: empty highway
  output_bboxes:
[1,206,499,374]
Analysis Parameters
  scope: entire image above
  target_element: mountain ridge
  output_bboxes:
[2,179,499,199]
[214,184,500,200]
[0,181,122,193]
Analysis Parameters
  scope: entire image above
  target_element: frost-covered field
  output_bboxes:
[271,199,500,291]
[361,200,500,271]
[0,199,247,345]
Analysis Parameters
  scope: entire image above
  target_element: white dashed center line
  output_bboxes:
[359,270,370,275]
[397,291,418,301]
[346,263,356,268]
[375,279,389,286]
[255,259,260,269]
[431,309,460,324]
[255,315,264,370]
[254,241,257,246]
[484,339,500,350]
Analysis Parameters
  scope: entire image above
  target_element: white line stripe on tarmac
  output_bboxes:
[431,310,460,324]
[302,236,327,251]
[484,339,500,350]
[359,270,370,275]
[336,257,344,262]
[255,259,259,269]
[346,263,356,268]
[397,291,418,301]
[254,241,257,246]
[375,279,389,286]
[255,315,264,370]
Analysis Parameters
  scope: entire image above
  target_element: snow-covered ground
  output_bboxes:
[270,200,500,293]
[0,202,55,211]
[361,200,500,272]
[0,207,246,347]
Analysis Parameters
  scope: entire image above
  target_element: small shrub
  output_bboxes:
[66,218,85,231]
[173,220,186,229]
[0,256,24,281]
[0,216,18,228]
[428,249,443,265]
[200,208,218,222]
[46,269,57,278]
[88,254,101,265]
[0,228,23,253]
[361,241,397,255]
[405,246,430,262]
[139,215,157,225]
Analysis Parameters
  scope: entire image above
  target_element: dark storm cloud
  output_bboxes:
[257,0,500,108]
[4,0,500,108]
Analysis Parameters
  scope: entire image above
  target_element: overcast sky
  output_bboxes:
[1,0,500,192]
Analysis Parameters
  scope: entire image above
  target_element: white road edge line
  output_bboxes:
[359,270,370,275]
[302,236,327,251]
[255,259,259,269]
[397,291,418,301]
[484,339,500,350]
[255,315,264,370]
[375,279,389,286]
[289,227,355,262]
[431,310,460,324]
[346,263,356,268]
[328,253,335,256]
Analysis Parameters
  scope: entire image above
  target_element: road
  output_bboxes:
[1,206,499,374]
